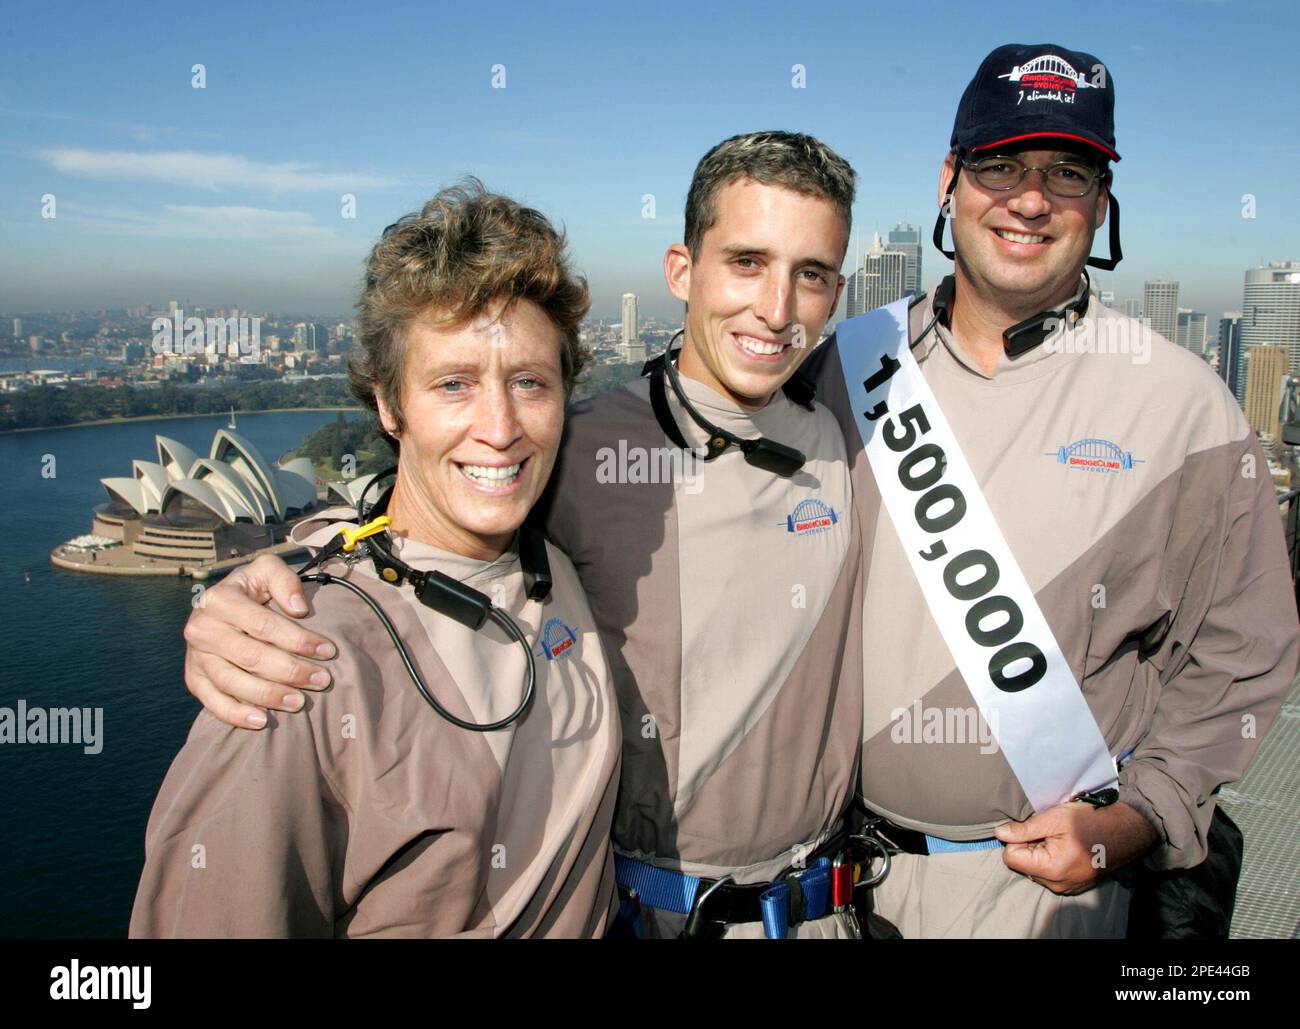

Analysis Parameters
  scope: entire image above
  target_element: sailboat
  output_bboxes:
[228,406,237,430]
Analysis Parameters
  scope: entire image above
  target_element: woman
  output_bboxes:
[130,181,621,938]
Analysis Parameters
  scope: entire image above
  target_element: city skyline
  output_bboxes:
[2,229,1284,335]
[6,260,1296,365]
[2,2,1297,323]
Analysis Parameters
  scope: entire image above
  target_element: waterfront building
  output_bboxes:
[54,430,325,575]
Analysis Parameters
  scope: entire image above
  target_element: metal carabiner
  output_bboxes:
[849,832,892,890]
[831,852,863,939]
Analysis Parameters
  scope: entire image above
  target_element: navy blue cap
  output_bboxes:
[951,43,1119,162]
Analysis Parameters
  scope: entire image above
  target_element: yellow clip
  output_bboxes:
[340,516,392,552]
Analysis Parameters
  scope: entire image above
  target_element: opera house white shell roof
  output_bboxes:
[101,429,318,526]
[323,471,383,510]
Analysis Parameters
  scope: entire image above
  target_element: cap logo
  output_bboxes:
[998,54,1101,106]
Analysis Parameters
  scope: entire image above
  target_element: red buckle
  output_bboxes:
[831,855,853,909]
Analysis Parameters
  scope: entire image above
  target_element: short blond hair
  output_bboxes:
[349,178,591,437]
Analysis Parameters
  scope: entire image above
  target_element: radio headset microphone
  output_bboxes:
[928,273,1091,358]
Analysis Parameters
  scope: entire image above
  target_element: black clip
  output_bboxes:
[1071,787,1120,808]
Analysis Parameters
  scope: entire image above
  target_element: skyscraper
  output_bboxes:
[847,234,908,317]
[1143,281,1179,343]
[885,223,922,298]
[1190,311,1208,353]
[1241,261,1300,374]
[621,293,642,362]
[1121,298,1141,319]
[1176,309,1207,356]
[1099,289,1116,309]
[1245,345,1287,440]
[621,293,638,347]
[845,268,862,319]
[1219,311,1244,406]
[12,318,21,338]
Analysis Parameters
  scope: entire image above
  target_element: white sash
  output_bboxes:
[836,298,1117,812]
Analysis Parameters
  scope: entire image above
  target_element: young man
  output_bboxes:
[177,132,870,938]
[802,42,1298,937]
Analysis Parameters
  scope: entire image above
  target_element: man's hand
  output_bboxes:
[994,801,1159,895]
[184,554,338,729]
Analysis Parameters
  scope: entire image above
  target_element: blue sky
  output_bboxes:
[2,0,1296,322]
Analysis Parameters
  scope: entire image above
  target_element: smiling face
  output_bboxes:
[374,298,566,561]
[665,177,847,409]
[944,147,1108,315]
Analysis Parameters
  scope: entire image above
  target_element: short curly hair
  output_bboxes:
[349,178,591,439]
[684,130,856,258]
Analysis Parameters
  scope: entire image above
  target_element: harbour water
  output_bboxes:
[1,409,1296,938]
[0,410,364,937]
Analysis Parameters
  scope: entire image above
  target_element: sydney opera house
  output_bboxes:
[51,428,361,576]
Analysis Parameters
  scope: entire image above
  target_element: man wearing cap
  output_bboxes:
[805,42,1298,937]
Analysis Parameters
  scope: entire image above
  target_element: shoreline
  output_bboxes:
[50,538,308,579]
[0,406,366,436]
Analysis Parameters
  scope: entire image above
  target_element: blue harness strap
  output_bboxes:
[759,883,790,939]
[616,852,839,936]
[614,854,701,915]
[923,835,1003,855]
[793,858,833,920]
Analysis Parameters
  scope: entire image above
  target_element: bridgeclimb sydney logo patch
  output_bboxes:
[1048,438,1140,474]
[537,618,579,661]
[784,497,839,536]
[998,54,1101,103]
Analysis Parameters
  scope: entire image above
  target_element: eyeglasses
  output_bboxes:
[961,155,1104,198]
